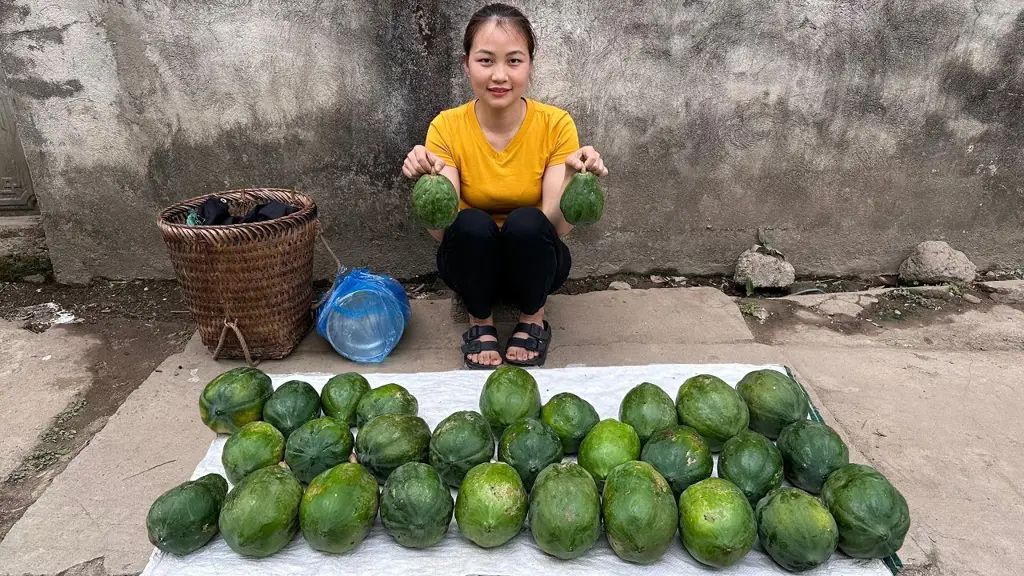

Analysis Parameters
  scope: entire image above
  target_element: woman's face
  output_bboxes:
[463,20,531,110]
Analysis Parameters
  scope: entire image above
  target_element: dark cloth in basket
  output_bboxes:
[192,197,299,225]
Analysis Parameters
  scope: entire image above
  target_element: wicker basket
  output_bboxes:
[157,188,327,365]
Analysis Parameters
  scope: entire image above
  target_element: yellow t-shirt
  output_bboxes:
[425,97,579,225]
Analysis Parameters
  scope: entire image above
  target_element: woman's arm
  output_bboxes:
[541,163,574,238]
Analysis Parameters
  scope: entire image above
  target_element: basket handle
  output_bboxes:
[213,319,257,366]
[317,224,343,275]
[311,224,345,313]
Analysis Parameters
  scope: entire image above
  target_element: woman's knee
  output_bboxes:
[502,207,550,239]
[449,208,498,240]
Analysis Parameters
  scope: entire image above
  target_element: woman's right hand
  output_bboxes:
[402,145,446,179]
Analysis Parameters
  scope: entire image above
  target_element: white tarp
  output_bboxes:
[142,363,893,576]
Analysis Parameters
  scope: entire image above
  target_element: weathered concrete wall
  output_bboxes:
[1,0,1022,283]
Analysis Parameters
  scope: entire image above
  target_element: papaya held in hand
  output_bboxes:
[559,166,605,226]
[411,173,459,230]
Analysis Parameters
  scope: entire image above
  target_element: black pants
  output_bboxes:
[437,207,571,320]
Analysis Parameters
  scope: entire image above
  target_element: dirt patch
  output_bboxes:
[0,279,188,325]
[0,280,193,541]
[739,285,1016,344]
[0,253,52,282]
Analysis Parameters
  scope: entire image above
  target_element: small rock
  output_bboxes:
[609,281,631,291]
[650,275,666,284]
[989,288,1024,304]
[21,274,45,283]
[817,299,864,318]
[898,241,976,283]
[858,295,879,306]
[905,285,952,300]
[978,280,1024,294]
[963,294,982,304]
[733,249,795,288]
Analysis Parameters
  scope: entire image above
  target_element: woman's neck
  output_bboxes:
[475,97,527,135]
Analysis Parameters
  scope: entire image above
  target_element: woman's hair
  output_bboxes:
[463,3,536,61]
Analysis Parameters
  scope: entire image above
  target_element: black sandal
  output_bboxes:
[461,325,502,370]
[504,321,552,367]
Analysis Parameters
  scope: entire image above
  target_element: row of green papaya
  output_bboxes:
[147,364,909,571]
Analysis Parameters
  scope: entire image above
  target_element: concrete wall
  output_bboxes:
[1,0,1022,284]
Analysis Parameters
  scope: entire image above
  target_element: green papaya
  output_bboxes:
[528,462,601,560]
[262,380,321,439]
[219,464,303,558]
[284,417,354,484]
[577,419,640,488]
[429,410,495,487]
[717,429,784,506]
[675,374,749,451]
[146,473,228,555]
[639,425,713,495]
[559,170,604,226]
[355,383,418,427]
[221,421,285,485]
[540,392,599,454]
[756,487,839,571]
[411,174,459,229]
[380,462,454,548]
[618,382,678,444]
[678,477,757,568]
[199,367,273,434]
[454,462,527,548]
[736,369,808,439]
[776,420,850,493]
[479,365,541,435]
[299,462,379,554]
[321,372,370,426]
[602,461,677,564]
[821,463,911,559]
[354,413,431,483]
[497,417,564,491]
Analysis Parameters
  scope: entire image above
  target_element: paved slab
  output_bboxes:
[0,321,99,479]
[544,287,753,346]
[0,349,220,576]
[450,287,755,347]
[785,347,1024,576]
[250,287,755,374]
[978,279,1024,293]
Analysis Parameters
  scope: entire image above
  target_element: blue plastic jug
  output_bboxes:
[315,268,411,363]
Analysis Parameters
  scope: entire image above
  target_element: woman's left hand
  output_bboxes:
[565,145,609,176]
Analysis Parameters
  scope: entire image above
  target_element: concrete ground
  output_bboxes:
[1,282,1023,576]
